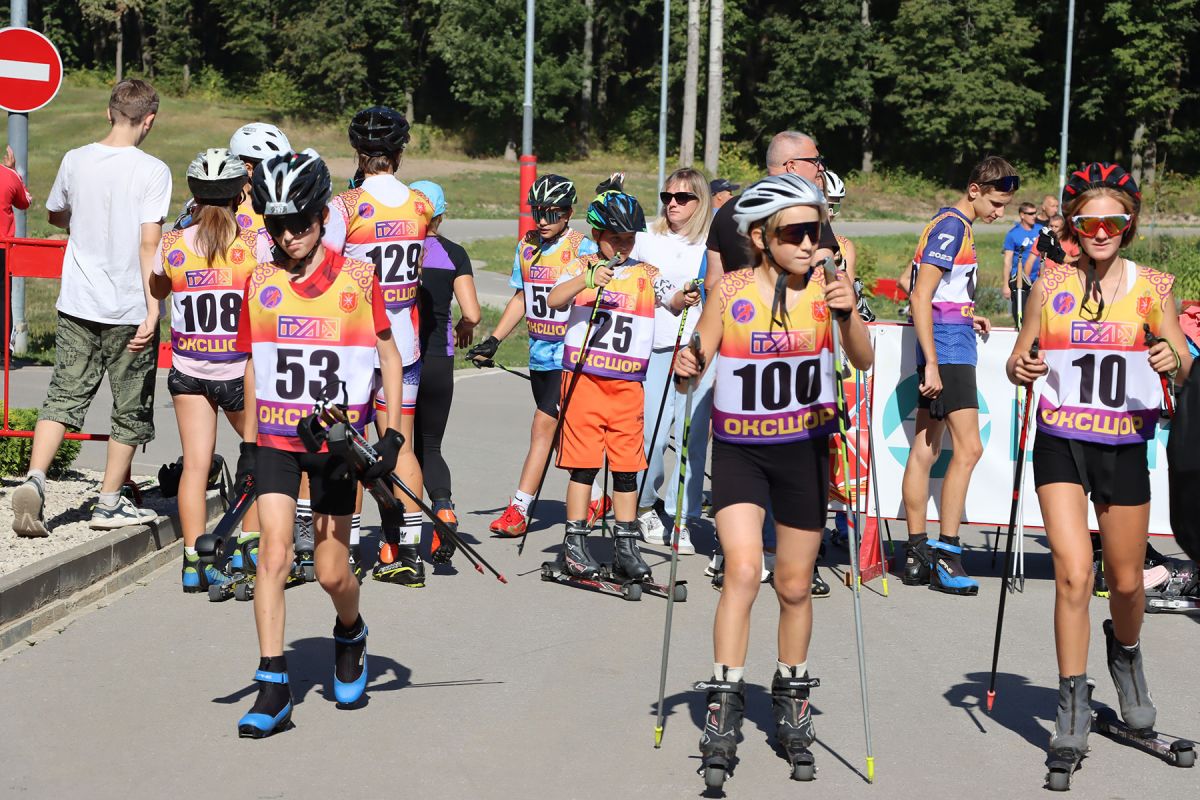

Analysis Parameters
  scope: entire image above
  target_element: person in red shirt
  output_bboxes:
[1,145,33,322]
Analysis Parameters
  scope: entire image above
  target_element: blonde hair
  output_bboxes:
[192,203,239,269]
[650,168,712,244]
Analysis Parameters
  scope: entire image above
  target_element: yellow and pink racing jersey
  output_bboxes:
[244,258,381,452]
[520,229,590,341]
[1036,259,1174,445]
[158,226,257,379]
[556,256,678,381]
[909,207,979,366]
[712,268,837,444]
[328,181,432,366]
[234,197,267,242]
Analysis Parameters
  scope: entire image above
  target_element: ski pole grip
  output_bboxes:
[821,256,851,321]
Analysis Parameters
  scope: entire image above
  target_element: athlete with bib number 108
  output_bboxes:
[231,149,405,738]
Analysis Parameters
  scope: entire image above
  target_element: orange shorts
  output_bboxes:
[556,373,647,472]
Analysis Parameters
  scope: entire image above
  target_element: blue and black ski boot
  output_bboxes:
[928,536,978,596]
[333,615,368,705]
[182,549,228,593]
[237,657,293,739]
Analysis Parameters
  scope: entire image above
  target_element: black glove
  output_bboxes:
[363,428,404,481]
[1036,227,1066,265]
[929,397,947,421]
[466,336,500,366]
[235,442,257,489]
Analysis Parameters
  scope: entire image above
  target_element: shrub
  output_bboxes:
[1127,235,1200,303]
[0,408,82,478]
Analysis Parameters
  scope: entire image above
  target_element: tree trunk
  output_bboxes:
[115,9,125,82]
[1130,122,1147,187]
[405,90,415,122]
[860,0,874,173]
[678,0,701,166]
[579,0,594,158]
[703,0,724,175]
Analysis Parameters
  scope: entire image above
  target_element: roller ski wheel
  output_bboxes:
[206,572,251,602]
[1092,705,1195,767]
[234,579,254,601]
[696,677,745,790]
[1046,674,1091,790]
[539,561,642,601]
[1045,749,1083,791]
[1144,562,1200,614]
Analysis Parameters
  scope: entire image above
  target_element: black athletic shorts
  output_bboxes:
[254,446,356,516]
[711,436,829,530]
[530,368,562,418]
[167,367,245,413]
[916,363,978,415]
[1032,430,1150,506]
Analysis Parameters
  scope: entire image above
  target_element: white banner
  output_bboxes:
[867,323,1173,534]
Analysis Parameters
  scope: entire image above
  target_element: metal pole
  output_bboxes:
[656,0,671,214]
[522,0,535,158]
[8,0,30,355]
[1056,0,1076,196]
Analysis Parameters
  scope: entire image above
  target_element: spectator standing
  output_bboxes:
[709,178,739,211]
[10,80,171,537]
[1,145,33,325]
[1036,193,1059,226]
[1002,202,1043,323]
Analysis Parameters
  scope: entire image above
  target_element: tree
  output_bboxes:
[678,0,701,166]
[703,0,724,173]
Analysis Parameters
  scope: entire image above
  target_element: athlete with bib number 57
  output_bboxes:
[232,150,404,737]
[1006,163,1192,786]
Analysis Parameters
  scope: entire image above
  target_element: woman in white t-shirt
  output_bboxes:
[152,149,260,593]
[631,168,713,554]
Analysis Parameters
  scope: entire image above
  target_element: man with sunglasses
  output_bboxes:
[900,156,1018,597]
[469,175,598,537]
[1003,202,1044,324]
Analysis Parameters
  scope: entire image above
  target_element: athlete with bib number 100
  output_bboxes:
[325,106,434,587]
[232,149,405,737]
[1006,163,1193,788]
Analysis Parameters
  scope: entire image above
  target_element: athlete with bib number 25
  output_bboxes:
[232,150,405,737]
[1006,163,1192,788]
[674,174,872,787]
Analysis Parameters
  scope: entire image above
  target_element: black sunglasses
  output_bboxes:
[531,206,565,224]
[785,156,826,169]
[980,175,1021,193]
[773,221,822,246]
[660,191,698,206]
[264,214,318,238]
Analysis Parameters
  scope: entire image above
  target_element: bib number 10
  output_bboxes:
[732,360,822,411]
[1071,353,1127,408]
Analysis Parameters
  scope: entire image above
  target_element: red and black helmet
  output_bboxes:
[1062,162,1141,212]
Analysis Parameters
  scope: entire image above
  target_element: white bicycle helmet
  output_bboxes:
[823,169,846,201]
[186,148,247,202]
[229,122,292,163]
[733,174,827,234]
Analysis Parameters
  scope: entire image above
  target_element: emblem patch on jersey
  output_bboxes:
[167,249,186,268]
[561,249,571,264]
[812,301,829,323]
[358,202,375,219]
[259,286,283,309]
[1070,320,1136,347]
[528,265,553,281]
[237,213,253,229]
[231,249,245,264]
[339,291,359,313]
[750,329,815,355]
[185,269,232,288]
[374,219,419,240]
[277,315,340,341]
[414,200,427,216]
[731,299,755,324]
[1136,294,1153,319]
[1052,291,1076,315]
[523,245,537,261]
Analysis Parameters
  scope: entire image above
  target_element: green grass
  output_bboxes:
[467,237,519,274]
[454,304,530,370]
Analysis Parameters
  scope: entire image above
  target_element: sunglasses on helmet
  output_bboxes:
[773,221,822,246]
[264,214,318,239]
[659,191,699,206]
[979,175,1021,193]
[1070,214,1133,238]
[531,206,565,224]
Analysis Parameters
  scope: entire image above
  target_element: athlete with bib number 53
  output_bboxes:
[1006,163,1192,781]
[232,150,404,737]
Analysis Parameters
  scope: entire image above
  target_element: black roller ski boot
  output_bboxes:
[902,534,931,586]
[772,671,819,781]
[612,522,652,582]
[559,521,601,579]
[696,673,745,790]
[373,542,425,587]
[1046,674,1091,791]
[1091,534,1109,598]
[1103,619,1156,735]
[928,536,979,596]
[237,656,294,738]
[292,514,316,583]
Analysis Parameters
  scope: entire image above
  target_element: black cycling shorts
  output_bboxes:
[254,446,357,516]
[1032,430,1150,506]
[711,436,829,530]
[530,368,562,419]
[167,367,245,413]
[916,363,978,416]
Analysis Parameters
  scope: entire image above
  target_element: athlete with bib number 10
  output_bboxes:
[1004,162,1195,790]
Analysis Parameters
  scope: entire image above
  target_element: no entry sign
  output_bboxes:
[0,27,64,113]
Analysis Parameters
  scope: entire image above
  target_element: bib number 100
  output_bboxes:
[731,360,821,411]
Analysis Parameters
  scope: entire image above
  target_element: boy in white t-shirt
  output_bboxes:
[11,79,172,537]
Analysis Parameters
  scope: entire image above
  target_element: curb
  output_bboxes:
[0,492,225,652]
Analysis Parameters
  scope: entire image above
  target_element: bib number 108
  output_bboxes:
[731,360,821,411]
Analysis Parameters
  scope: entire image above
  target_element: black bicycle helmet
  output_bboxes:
[186,148,247,203]
[528,174,577,208]
[250,149,332,218]
[1062,162,1141,212]
[586,191,646,233]
[348,106,410,155]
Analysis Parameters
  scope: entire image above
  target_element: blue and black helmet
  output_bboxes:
[586,191,646,234]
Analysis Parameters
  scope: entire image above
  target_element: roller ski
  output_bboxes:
[1144,560,1200,614]
[1045,675,1091,791]
[194,479,259,602]
[695,675,745,790]
[1092,704,1195,768]
[541,524,643,601]
[772,672,819,781]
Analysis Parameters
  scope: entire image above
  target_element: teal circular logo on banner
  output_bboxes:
[881,372,990,478]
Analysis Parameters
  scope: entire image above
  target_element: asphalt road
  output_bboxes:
[2,365,1198,799]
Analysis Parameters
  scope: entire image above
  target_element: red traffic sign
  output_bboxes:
[0,27,64,113]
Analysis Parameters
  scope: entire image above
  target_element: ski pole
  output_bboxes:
[824,257,875,783]
[655,331,702,748]
[470,356,532,382]
[666,442,712,481]
[519,254,622,556]
[1143,323,1176,418]
[986,337,1039,712]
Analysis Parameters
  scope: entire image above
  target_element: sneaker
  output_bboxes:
[489,503,528,537]
[705,552,724,577]
[672,521,696,555]
[763,551,776,583]
[90,495,157,530]
[586,495,613,528]
[12,478,49,537]
[638,508,667,545]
